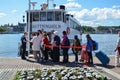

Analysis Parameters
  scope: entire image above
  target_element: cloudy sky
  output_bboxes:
[0,0,120,27]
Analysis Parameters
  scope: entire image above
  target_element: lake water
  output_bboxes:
[0,34,117,57]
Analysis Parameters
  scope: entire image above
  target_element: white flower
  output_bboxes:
[61,76,68,80]
[96,74,102,78]
[78,75,84,79]
[86,73,92,77]
[69,76,77,79]
[92,72,97,76]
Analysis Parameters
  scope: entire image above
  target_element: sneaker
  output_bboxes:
[22,57,26,60]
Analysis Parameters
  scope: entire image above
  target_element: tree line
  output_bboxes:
[81,26,120,34]
[0,26,6,33]
[0,25,120,34]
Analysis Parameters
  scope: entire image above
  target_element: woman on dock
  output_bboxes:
[30,32,41,63]
[72,35,81,63]
[86,34,93,64]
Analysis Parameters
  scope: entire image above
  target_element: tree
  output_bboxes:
[97,26,108,31]
[81,26,95,33]
[0,27,6,33]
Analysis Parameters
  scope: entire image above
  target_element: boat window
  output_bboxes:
[33,12,39,21]
[40,12,46,21]
[55,12,61,21]
[70,19,81,31]
[47,12,54,21]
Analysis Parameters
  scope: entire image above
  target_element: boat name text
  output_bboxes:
[32,24,61,29]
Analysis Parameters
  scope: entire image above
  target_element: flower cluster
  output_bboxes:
[14,67,105,80]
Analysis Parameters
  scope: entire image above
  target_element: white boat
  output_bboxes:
[25,0,82,39]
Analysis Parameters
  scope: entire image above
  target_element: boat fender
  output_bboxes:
[66,27,70,35]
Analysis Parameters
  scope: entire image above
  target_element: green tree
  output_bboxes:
[82,26,95,33]
[0,27,6,33]
[97,26,108,31]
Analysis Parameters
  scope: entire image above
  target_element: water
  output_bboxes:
[0,34,22,57]
[0,34,118,57]
[82,34,117,55]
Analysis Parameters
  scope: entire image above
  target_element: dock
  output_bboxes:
[0,55,120,80]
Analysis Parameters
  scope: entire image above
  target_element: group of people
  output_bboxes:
[20,29,120,65]
[20,29,93,64]
[20,30,72,63]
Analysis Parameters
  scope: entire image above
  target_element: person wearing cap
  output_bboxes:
[51,31,61,62]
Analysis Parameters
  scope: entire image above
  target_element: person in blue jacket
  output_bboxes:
[86,34,93,64]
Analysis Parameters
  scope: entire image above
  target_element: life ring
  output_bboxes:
[66,27,70,35]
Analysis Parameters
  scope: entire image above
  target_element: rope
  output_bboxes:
[44,44,86,49]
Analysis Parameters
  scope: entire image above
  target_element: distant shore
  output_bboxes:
[0,33,118,34]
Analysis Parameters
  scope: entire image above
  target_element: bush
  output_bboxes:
[13,67,105,80]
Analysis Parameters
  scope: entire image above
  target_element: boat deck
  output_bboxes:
[0,55,120,80]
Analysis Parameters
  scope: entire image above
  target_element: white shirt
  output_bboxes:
[38,34,43,42]
[117,37,120,47]
[30,36,40,51]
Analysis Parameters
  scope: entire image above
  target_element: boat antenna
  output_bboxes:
[31,2,37,10]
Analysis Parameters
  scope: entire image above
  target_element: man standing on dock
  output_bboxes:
[115,31,120,66]
[21,32,28,60]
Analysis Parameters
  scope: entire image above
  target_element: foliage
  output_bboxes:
[97,26,108,31]
[13,71,21,80]
[13,67,105,80]
[81,26,96,33]
[80,25,120,34]
[0,26,6,33]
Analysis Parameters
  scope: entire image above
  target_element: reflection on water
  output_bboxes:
[0,34,117,57]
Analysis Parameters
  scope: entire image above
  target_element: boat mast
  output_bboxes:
[47,0,49,8]
[28,0,31,55]
[46,0,53,9]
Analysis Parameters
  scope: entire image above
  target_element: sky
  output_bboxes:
[0,0,120,27]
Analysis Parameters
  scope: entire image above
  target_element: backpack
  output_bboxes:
[54,35,60,46]
[92,40,98,51]
[76,39,82,51]
[72,39,82,52]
